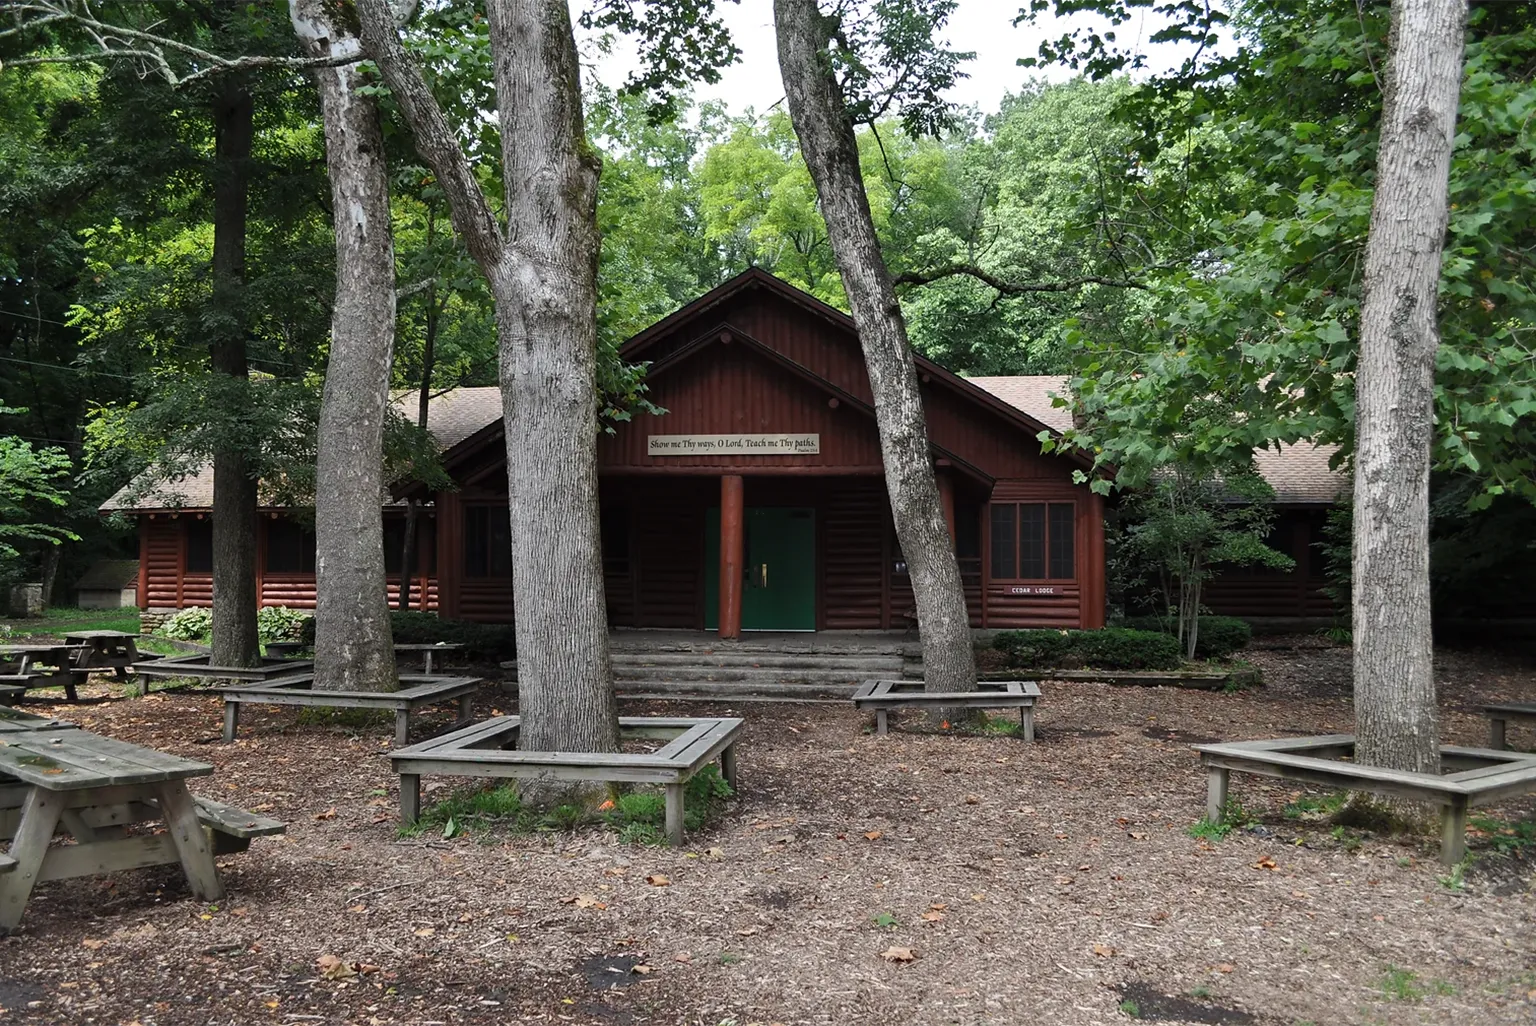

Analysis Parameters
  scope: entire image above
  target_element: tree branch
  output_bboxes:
[893,264,1152,294]
[353,0,504,274]
[0,1,360,86]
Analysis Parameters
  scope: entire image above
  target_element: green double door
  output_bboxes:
[705,506,816,631]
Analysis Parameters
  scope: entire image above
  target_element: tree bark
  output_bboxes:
[356,0,618,770]
[773,0,977,698]
[1352,0,1467,775]
[208,75,261,669]
[292,0,400,692]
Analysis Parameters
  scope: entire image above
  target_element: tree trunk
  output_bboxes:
[355,0,619,776]
[485,0,617,760]
[208,76,261,669]
[773,0,977,700]
[1351,0,1467,775]
[291,1,400,692]
[399,268,439,612]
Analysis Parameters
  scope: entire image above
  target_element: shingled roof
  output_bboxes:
[968,376,1348,505]
[100,387,504,511]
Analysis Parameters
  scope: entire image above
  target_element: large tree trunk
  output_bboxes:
[355,0,618,773]
[292,0,400,692]
[1352,0,1467,774]
[773,0,977,698]
[209,76,261,669]
[485,0,617,759]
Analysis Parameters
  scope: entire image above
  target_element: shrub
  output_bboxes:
[1122,614,1253,660]
[257,606,311,644]
[157,606,213,641]
[991,626,1182,671]
[298,610,516,661]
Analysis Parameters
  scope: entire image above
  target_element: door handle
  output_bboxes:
[760,563,768,589]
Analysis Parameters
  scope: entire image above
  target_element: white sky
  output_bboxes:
[578,1,1212,122]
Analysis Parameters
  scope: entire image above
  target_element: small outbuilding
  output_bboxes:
[73,559,141,609]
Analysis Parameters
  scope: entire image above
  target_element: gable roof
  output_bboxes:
[100,387,503,511]
[74,559,140,591]
[969,376,1347,505]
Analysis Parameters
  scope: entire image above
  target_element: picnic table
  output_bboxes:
[392,643,464,674]
[0,644,89,702]
[63,629,147,680]
[0,707,283,930]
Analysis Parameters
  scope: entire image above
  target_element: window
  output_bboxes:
[989,501,1075,580]
[265,519,316,574]
[185,520,213,574]
[464,505,512,578]
[384,518,436,575]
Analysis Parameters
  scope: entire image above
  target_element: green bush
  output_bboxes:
[257,606,311,644]
[157,606,213,641]
[298,610,516,661]
[991,626,1182,671]
[1121,614,1252,659]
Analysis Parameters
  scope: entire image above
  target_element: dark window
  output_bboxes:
[989,503,1015,580]
[185,520,213,574]
[464,505,511,578]
[265,519,316,574]
[383,518,436,575]
[955,501,981,561]
[1049,503,1076,579]
[989,501,1076,580]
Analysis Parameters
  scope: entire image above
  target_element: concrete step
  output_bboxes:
[612,664,892,684]
[611,651,905,672]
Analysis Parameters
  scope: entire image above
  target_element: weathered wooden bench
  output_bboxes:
[133,653,314,684]
[853,679,1041,738]
[1196,734,1536,864]
[391,715,744,846]
[191,796,287,853]
[220,674,484,746]
[0,853,13,874]
[1484,703,1536,751]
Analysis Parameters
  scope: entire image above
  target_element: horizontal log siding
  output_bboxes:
[821,479,885,629]
[142,517,183,608]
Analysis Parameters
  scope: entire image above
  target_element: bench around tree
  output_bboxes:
[391,715,744,846]
[1484,703,1536,751]
[1196,734,1536,865]
[221,674,484,745]
[133,653,314,684]
[853,679,1041,738]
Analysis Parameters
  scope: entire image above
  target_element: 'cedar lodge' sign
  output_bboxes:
[647,433,821,456]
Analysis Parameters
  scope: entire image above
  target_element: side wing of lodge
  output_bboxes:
[108,270,1344,632]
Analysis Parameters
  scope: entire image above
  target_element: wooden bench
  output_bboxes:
[0,686,24,707]
[1196,734,1536,864]
[0,854,13,874]
[391,716,744,846]
[853,679,1041,738]
[192,796,287,854]
[220,674,484,746]
[133,653,314,684]
[1484,703,1536,750]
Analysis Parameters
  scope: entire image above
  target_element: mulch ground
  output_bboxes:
[1,635,1533,1026]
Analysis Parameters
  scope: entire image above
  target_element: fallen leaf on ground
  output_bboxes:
[314,807,337,821]
[573,894,606,909]
[346,904,367,914]
[673,953,692,963]
[880,946,917,963]
[81,938,105,950]
[705,847,725,858]
[316,954,356,980]
[646,874,671,887]
[1253,856,1278,871]
[631,964,652,975]
[1217,963,1235,974]
[929,903,948,911]
[1093,943,1116,957]
[413,927,435,937]
[921,911,945,922]
[864,830,882,841]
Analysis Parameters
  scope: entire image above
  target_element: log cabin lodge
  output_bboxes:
[105,270,1344,634]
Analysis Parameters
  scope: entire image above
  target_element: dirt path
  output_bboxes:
[1,637,1532,1026]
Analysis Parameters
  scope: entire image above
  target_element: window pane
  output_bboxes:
[1048,503,1076,579]
[989,503,1016,579]
[465,507,489,577]
[383,519,405,575]
[265,519,315,574]
[185,520,213,574]
[1019,503,1045,579]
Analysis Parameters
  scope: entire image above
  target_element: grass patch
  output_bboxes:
[1284,791,1348,820]
[1187,799,1257,841]
[0,606,140,639]
[402,763,736,843]
[1117,998,1140,1018]
[1470,816,1536,856]
[1377,965,1455,1002]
